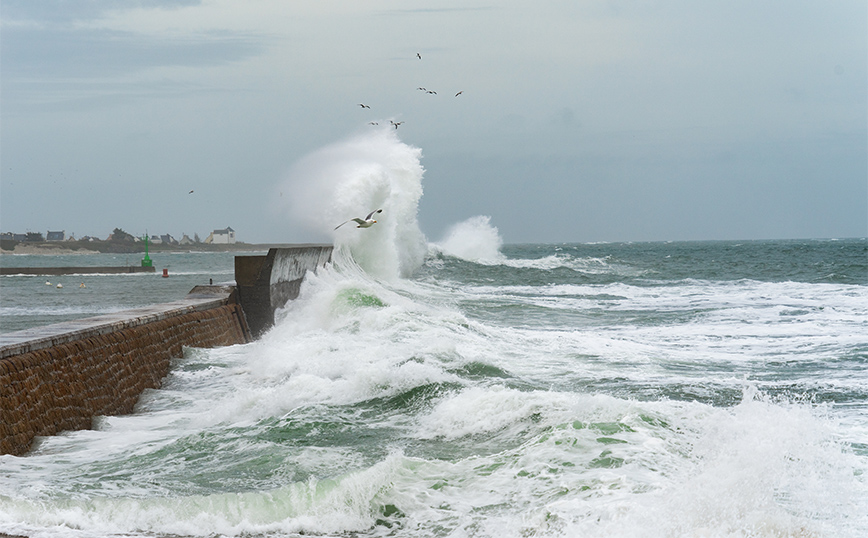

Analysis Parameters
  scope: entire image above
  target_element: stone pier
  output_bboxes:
[0,245,333,456]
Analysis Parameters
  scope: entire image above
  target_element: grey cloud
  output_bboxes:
[1,26,263,79]
[0,0,202,24]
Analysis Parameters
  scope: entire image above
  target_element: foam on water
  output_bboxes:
[278,128,427,280]
[1,257,866,537]
[427,217,630,274]
[432,215,505,263]
[0,305,130,317]
[394,387,862,538]
[2,133,865,537]
[425,221,654,283]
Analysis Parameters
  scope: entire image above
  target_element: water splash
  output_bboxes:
[432,215,505,263]
[278,128,427,279]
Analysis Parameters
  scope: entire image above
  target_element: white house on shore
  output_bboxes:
[205,227,236,244]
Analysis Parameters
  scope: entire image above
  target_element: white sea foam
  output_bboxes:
[432,215,505,263]
[0,305,131,317]
[2,263,865,537]
[429,228,647,276]
[277,128,427,279]
[2,137,866,538]
[389,385,863,538]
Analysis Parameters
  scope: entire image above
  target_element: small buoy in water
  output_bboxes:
[162,268,169,278]
[56,283,63,289]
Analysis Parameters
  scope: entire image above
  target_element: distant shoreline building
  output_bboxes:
[1,232,44,242]
[205,227,236,245]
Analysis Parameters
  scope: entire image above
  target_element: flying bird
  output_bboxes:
[335,209,383,230]
[368,121,379,125]
[455,91,463,97]
[188,190,194,194]
[426,90,437,94]
[390,120,404,129]
[417,87,427,91]
[359,103,370,108]
[416,52,421,59]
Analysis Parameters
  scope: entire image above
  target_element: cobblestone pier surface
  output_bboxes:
[0,286,250,456]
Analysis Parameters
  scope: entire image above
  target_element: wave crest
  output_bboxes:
[278,128,427,279]
[432,216,504,263]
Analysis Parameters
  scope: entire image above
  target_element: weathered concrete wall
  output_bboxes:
[0,246,333,456]
[0,286,249,456]
[236,245,332,337]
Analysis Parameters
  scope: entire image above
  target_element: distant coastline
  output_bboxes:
[0,240,301,256]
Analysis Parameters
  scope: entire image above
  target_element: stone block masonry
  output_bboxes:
[0,286,250,456]
[0,246,333,456]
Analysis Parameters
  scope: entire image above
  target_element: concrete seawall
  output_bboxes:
[0,286,250,455]
[235,245,333,337]
[0,245,334,456]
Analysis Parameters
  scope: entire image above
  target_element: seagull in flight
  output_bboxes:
[359,103,370,108]
[335,209,383,230]
[390,120,404,129]
[455,91,463,97]
[417,87,427,91]
[417,52,421,59]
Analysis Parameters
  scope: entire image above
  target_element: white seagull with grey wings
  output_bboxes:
[334,209,383,230]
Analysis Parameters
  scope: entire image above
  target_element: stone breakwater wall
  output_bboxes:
[0,286,249,456]
[236,245,333,337]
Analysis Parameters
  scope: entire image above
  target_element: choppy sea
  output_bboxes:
[1,131,867,537]
[1,237,866,538]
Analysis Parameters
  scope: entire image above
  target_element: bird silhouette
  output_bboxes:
[359,103,370,108]
[416,52,421,59]
[390,120,404,129]
[455,91,463,97]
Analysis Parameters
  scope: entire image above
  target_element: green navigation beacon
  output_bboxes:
[141,234,153,267]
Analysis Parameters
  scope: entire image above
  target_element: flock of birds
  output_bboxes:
[336,52,461,230]
[358,52,463,130]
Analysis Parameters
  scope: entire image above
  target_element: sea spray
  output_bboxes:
[278,128,427,279]
[1,239,865,536]
[432,215,504,263]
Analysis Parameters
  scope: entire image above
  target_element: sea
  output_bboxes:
[1,130,867,538]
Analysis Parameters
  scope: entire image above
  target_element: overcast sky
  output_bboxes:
[1,0,865,244]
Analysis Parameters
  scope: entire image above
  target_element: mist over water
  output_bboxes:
[1,130,866,537]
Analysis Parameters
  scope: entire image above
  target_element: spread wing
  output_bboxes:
[365,209,383,220]
[335,217,367,230]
